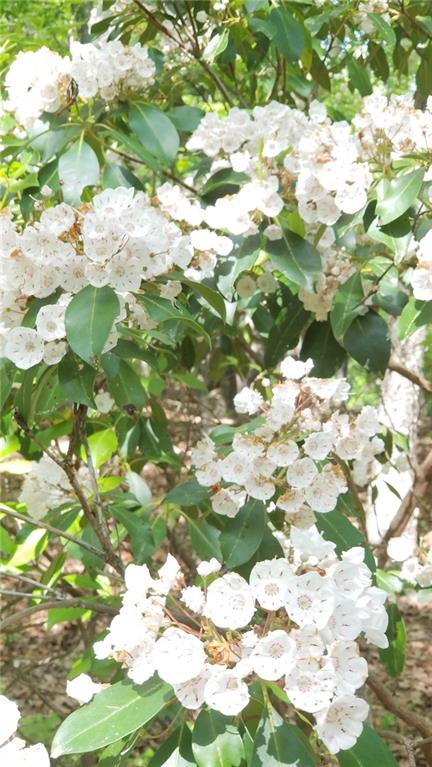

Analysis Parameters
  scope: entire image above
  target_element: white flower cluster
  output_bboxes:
[1,185,216,369]
[4,40,155,130]
[192,357,384,523]
[187,100,371,229]
[69,40,155,102]
[18,455,91,519]
[299,228,355,320]
[4,47,71,131]
[0,694,50,766]
[94,539,387,754]
[354,90,432,159]
[412,229,432,301]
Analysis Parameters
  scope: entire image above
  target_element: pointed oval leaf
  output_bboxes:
[58,353,96,407]
[251,706,317,767]
[51,677,172,757]
[65,286,120,364]
[376,168,424,225]
[130,104,179,163]
[220,499,266,567]
[379,603,406,678]
[330,273,364,340]
[265,230,321,290]
[343,311,390,374]
[301,321,346,377]
[107,359,146,409]
[58,138,100,203]
[192,710,245,767]
[337,725,399,767]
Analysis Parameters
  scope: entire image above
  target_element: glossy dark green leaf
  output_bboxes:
[268,8,305,61]
[51,677,172,757]
[348,55,372,96]
[58,353,96,408]
[65,286,120,364]
[337,725,399,767]
[220,500,266,567]
[130,103,179,163]
[181,278,227,320]
[376,169,424,225]
[397,298,432,339]
[0,358,15,410]
[265,230,321,291]
[331,273,364,340]
[107,359,146,409]
[189,517,222,562]
[343,312,390,374]
[192,710,245,767]
[164,480,209,507]
[148,722,195,767]
[251,706,316,767]
[264,295,310,368]
[58,138,100,203]
[203,28,230,62]
[316,509,375,572]
[379,603,406,678]
[301,321,346,377]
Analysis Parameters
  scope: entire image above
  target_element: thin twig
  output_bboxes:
[1,598,118,631]
[388,358,432,394]
[367,675,432,739]
[0,505,103,557]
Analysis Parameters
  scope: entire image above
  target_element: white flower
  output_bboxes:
[36,304,66,341]
[267,440,299,466]
[326,599,362,641]
[43,340,67,365]
[284,657,336,712]
[195,461,222,487]
[286,457,318,489]
[197,558,222,577]
[153,628,206,685]
[181,585,205,613]
[277,488,305,514]
[4,327,45,369]
[173,666,212,710]
[280,356,314,380]
[204,573,255,629]
[304,473,339,513]
[328,641,368,693]
[159,281,182,301]
[257,272,277,293]
[233,386,263,415]
[191,435,216,467]
[249,559,293,611]
[0,695,20,745]
[94,391,115,413]
[314,695,369,753]
[211,487,245,517]
[236,275,257,298]
[284,572,335,629]
[303,432,334,460]
[204,668,250,715]
[66,674,103,704]
[251,630,296,680]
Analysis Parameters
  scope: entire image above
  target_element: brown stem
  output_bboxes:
[0,598,118,632]
[0,506,103,557]
[388,358,432,394]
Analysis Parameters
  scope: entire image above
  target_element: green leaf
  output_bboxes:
[220,500,266,568]
[107,359,146,409]
[316,509,375,572]
[337,725,399,767]
[188,518,222,562]
[51,677,172,757]
[58,138,100,203]
[58,353,96,408]
[331,274,364,340]
[80,429,118,468]
[203,29,230,62]
[376,169,424,225]
[148,723,195,767]
[130,103,179,163]
[65,286,120,364]
[139,294,210,343]
[368,13,396,45]
[397,298,432,339]
[251,706,316,767]
[379,603,406,678]
[0,358,15,410]
[264,295,310,368]
[347,55,372,96]
[265,230,321,290]
[300,321,346,377]
[192,710,245,767]
[181,278,227,320]
[167,106,204,133]
[164,479,209,507]
[268,8,305,61]
[343,312,390,374]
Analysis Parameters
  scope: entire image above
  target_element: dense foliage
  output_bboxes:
[1,1,431,766]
